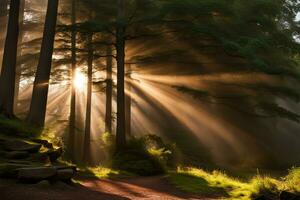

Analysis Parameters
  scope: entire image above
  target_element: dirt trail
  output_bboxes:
[1,176,213,200]
[80,176,211,200]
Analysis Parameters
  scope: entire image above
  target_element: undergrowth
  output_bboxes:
[0,115,42,138]
[169,167,300,200]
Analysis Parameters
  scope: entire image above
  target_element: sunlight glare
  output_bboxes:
[74,69,86,90]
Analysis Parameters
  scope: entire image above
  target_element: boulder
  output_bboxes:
[5,151,30,159]
[47,148,63,162]
[52,181,73,190]
[55,169,75,181]
[0,163,31,178]
[280,191,300,200]
[30,152,50,163]
[4,140,41,153]
[8,160,33,165]
[18,167,56,183]
[54,165,77,171]
[31,139,53,149]
[36,180,51,188]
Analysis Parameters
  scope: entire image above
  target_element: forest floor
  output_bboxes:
[0,176,212,200]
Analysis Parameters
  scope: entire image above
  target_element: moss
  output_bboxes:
[112,148,165,176]
[0,115,42,138]
[168,167,300,200]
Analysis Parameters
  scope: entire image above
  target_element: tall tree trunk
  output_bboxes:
[14,0,25,113]
[27,0,59,126]
[69,0,77,160]
[83,33,93,164]
[125,64,131,136]
[0,0,8,17]
[105,44,113,134]
[0,0,9,71]
[0,0,21,117]
[116,0,126,152]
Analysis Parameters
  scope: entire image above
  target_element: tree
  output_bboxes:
[68,0,77,160]
[105,44,113,134]
[14,0,26,113]
[83,32,94,164]
[0,0,9,68]
[0,0,21,117]
[125,63,132,136]
[115,0,126,151]
[27,0,59,126]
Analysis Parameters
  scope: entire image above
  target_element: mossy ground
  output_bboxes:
[168,167,300,200]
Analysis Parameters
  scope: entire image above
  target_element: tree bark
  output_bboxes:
[116,0,126,152]
[125,63,131,137]
[105,44,113,134]
[27,0,59,126]
[0,0,21,117]
[0,0,9,70]
[14,0,25,113]
[83,33,93,164]
[69,0,77,160]
[0,0,8,17]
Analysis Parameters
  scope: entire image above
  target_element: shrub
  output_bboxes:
[112,135,169,176]
[283,167,300,193]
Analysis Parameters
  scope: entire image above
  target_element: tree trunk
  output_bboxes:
[105,44,113,134]
[0,0,21,117]
[116,0,126,152]
[68,0,77,160]
[0,0,9,71]
[14,0,25,113]
[0,0,8,17]
[83,33,93,164]
[125,64,131,137]
[27,0,59,126]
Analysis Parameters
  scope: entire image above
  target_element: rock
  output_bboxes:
[31,139,53,149]
[30,152,50,164]
[280,191,300,200]
[52,181,73,190]
[5,151,30,159]
[47,148,63,162]
[55,169,75,181]
[4,140,41,153]
[8,160,33,165]
[36,180,51,188]
[0,163,31,178]
[18,167,56,183]
[54,165,77,171]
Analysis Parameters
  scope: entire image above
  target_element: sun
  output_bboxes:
[74,69,86,90]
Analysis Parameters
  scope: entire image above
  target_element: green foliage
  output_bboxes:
[283,167,300,193]
[76,166,132,179]
[169,167,300,200]
[111,135,175,176]
[174,85,300,122]
[101,132,116,157]
[0,115,42,138]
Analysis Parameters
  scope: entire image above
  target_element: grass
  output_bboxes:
[77,166,134,179]
[168,167,300,200]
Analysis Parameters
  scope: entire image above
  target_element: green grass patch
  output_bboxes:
[77,166,134,179]
[168,167,300,200]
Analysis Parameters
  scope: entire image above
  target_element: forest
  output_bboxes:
[0,0,300,200]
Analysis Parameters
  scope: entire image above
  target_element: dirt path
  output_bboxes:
[1,176,212,200]
[80,176,211,200]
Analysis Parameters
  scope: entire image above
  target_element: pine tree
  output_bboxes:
[27,0,59,126]
[0,0,21,117]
